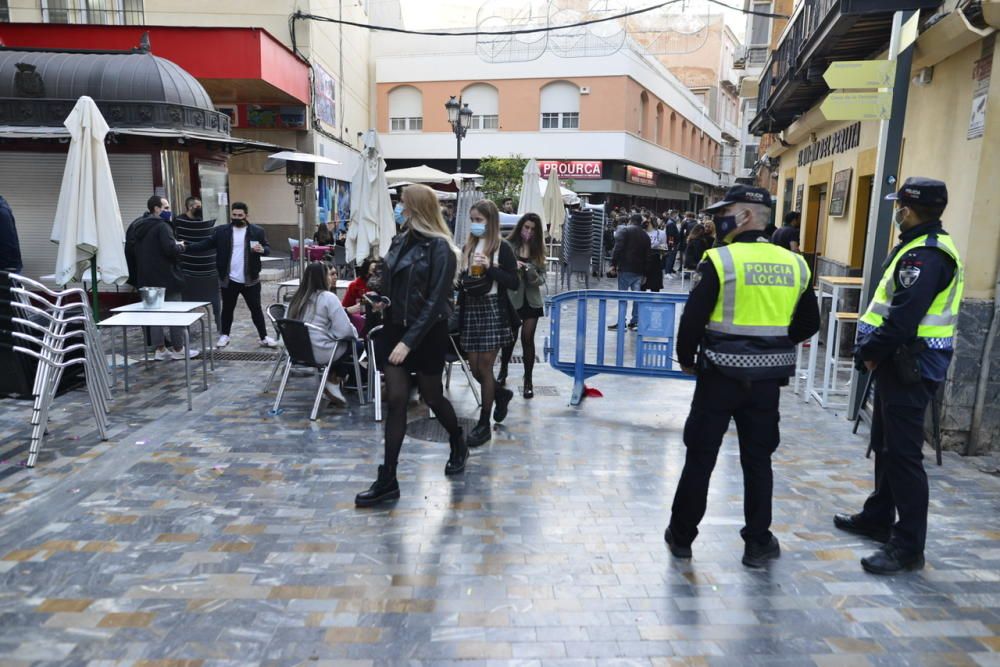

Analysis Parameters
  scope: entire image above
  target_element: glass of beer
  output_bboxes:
[470,263,485,278]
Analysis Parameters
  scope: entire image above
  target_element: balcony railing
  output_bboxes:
[43,3,145,26]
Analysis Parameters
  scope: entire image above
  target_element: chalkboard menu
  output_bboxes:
[829,168,853,217]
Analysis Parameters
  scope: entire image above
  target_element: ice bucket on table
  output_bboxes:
[139,286,165,309]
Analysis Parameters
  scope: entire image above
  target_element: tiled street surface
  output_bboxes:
[0,280,998,666]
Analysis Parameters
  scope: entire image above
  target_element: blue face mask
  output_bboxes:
[713,215,739,243]
[470,222,487,238]
[393,203,405,226]
[159,210,172,222]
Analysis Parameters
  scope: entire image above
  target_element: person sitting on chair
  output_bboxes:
[286,261,358,407]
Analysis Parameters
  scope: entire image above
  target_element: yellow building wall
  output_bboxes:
[899,40,998,299]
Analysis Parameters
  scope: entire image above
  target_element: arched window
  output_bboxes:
[639,91,649,137]
[681,120,689,155]
[669,111,678,149]
[655,103,664,144]
[388,85,423,132]
[540,81,580,130]
[461,83,500,131]
[690,126,698,158]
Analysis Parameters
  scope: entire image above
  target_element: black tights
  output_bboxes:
[382,365,461,476]
[500,317,539,386]
[467,349,501,427]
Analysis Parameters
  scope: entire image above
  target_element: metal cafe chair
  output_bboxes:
[264,302,288,392]
[364,324,384,422]
[272,318,365,421]
[444,331,481,407]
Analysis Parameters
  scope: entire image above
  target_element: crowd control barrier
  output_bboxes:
[544,289,693,405]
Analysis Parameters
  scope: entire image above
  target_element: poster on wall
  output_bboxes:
[829,168,852,217]
[314,65,337,129]
[795,184,804,212]
[318,178,351,231]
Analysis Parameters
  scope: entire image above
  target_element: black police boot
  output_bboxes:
[444,428,468,476]
[663,527,692,559]
[861,544,924,575]
[833,513,890,543]
[466,422,492,448]
[354,465,400,507]
[742,535,781,568]
[493,387,514,423]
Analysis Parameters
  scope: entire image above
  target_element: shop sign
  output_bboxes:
[241,104,306,129]
[820,92,892,121]
[797,121,862,167]
[626,165,656,187]
[538,160,603,179]
[690,183,705,195]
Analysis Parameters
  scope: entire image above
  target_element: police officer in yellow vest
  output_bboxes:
[665,185,820,568]
[834,177,963,575]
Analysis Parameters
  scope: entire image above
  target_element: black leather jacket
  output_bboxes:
[381,230,457,349]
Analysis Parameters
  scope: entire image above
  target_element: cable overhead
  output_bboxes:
[292,1,790,38]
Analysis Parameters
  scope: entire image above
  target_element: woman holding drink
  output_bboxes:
[458,200,519,448]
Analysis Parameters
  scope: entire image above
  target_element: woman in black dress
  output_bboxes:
[355,184,466,507]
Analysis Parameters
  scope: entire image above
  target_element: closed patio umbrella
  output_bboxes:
[543,169,566,243]
[50,96,129,317]
[517,158,546,231]
[347,130,397,264]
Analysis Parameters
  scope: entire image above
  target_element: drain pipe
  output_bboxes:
[968,261,1000,455]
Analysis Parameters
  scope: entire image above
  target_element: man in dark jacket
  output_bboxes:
[186,202,276,348]
[609,213,651,330]
[124,196,199,361]
[174,195,221,330]
[663,213,681,278]
[0,195,22,272]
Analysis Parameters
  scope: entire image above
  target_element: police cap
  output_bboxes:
[885,177,948,206]
[702,184,773,213]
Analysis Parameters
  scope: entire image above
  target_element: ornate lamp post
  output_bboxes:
[445,95,474,173]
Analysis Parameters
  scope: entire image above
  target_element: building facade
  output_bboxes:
[746,0,1000,452]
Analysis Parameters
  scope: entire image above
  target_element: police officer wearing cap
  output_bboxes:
[665,185,820,567]
[834,177,963,575]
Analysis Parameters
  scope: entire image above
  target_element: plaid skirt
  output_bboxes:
[461,293,514,352]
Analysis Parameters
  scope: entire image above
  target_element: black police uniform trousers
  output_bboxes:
[669,367,782,547]
[859,365,936,554]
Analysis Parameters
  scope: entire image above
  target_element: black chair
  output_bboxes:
[264,303,287,392]
[272,318,365,420]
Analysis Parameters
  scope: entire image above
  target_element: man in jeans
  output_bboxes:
[608,213,650,331]
[188,202,277,348]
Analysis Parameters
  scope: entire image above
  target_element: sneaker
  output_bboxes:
[216,334,231,348]
[742,535,781,568]
[354,465,400,507]
[664,527,692,559]
[260,336,279,348]
[466,423,492,448]
[493,387,514,423]
[324,382,346,407]
[627,322,638,331]
[607,323,620,331]
[168,347,200,361]
[153,348,171,361]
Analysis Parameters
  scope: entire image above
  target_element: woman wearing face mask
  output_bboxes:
[459,200,519,447]
[498,213,547,398]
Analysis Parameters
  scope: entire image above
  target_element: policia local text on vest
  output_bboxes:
[665,185,821,569]
[834,177,963,576]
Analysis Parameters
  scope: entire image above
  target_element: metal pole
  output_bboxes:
[456,130,462,174]
[296,187,306,278]
[847,10,917,421]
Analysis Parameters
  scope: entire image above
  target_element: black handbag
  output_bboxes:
[459,271,493,297]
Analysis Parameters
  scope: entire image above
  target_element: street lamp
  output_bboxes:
[445,95,474,173]
[264,151,341,277]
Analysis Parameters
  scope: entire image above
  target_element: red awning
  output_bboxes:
[0,24,310,105]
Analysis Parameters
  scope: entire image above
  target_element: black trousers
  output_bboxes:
[220,280,267,339]
[669,369,782,546]
[860,366,936,553]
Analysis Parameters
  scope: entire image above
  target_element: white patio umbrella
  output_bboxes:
[517,158,546,231]
[348,130,397,263]
[384,165,455,186]
[50,96,128,315]
[543,169,566,243]
[454,178,482,245]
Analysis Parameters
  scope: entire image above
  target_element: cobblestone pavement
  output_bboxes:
[0,277,998,666]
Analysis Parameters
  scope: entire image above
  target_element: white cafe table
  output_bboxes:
[97,311,208,411]
[111,301,216,370]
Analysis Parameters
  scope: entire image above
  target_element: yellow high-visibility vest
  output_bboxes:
[859,232,963,342]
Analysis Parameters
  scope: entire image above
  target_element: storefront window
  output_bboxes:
[160,150,191,215]
[197,162,229,224]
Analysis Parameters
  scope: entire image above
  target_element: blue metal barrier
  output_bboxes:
[544,289,693,405]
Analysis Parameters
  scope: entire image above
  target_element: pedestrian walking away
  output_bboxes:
[771,211,802,252]
[355,184,467,507]
[498,213,547,399]
[186,202,278,349]
[458,199,519,448]
[608,213,650,330]
[665,184,820,568]
[834,177,963,575]
[124,195,199,361]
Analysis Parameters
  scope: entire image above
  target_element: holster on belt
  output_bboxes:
[892,340,926,385]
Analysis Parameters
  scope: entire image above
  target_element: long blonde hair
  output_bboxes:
[463,199,501,270]
[401,184,461,272]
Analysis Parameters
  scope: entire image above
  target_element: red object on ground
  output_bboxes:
[584,385,604,398]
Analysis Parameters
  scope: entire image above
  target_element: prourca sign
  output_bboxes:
[537,160,603,179]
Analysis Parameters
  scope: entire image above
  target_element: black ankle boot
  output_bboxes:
[445,428,468,476]
[493,387,514,423]
[355,465,400,507]
[466,422,492,448]
[522,373,534,399]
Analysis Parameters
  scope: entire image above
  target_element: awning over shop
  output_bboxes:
[0,24,310,105]
[573,179,693,201]
[0,126,287,154]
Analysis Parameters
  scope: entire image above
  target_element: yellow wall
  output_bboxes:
[900,40,999,299]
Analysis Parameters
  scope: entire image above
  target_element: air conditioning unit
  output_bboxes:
[733,45,747,69]
[579,86,591,94]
